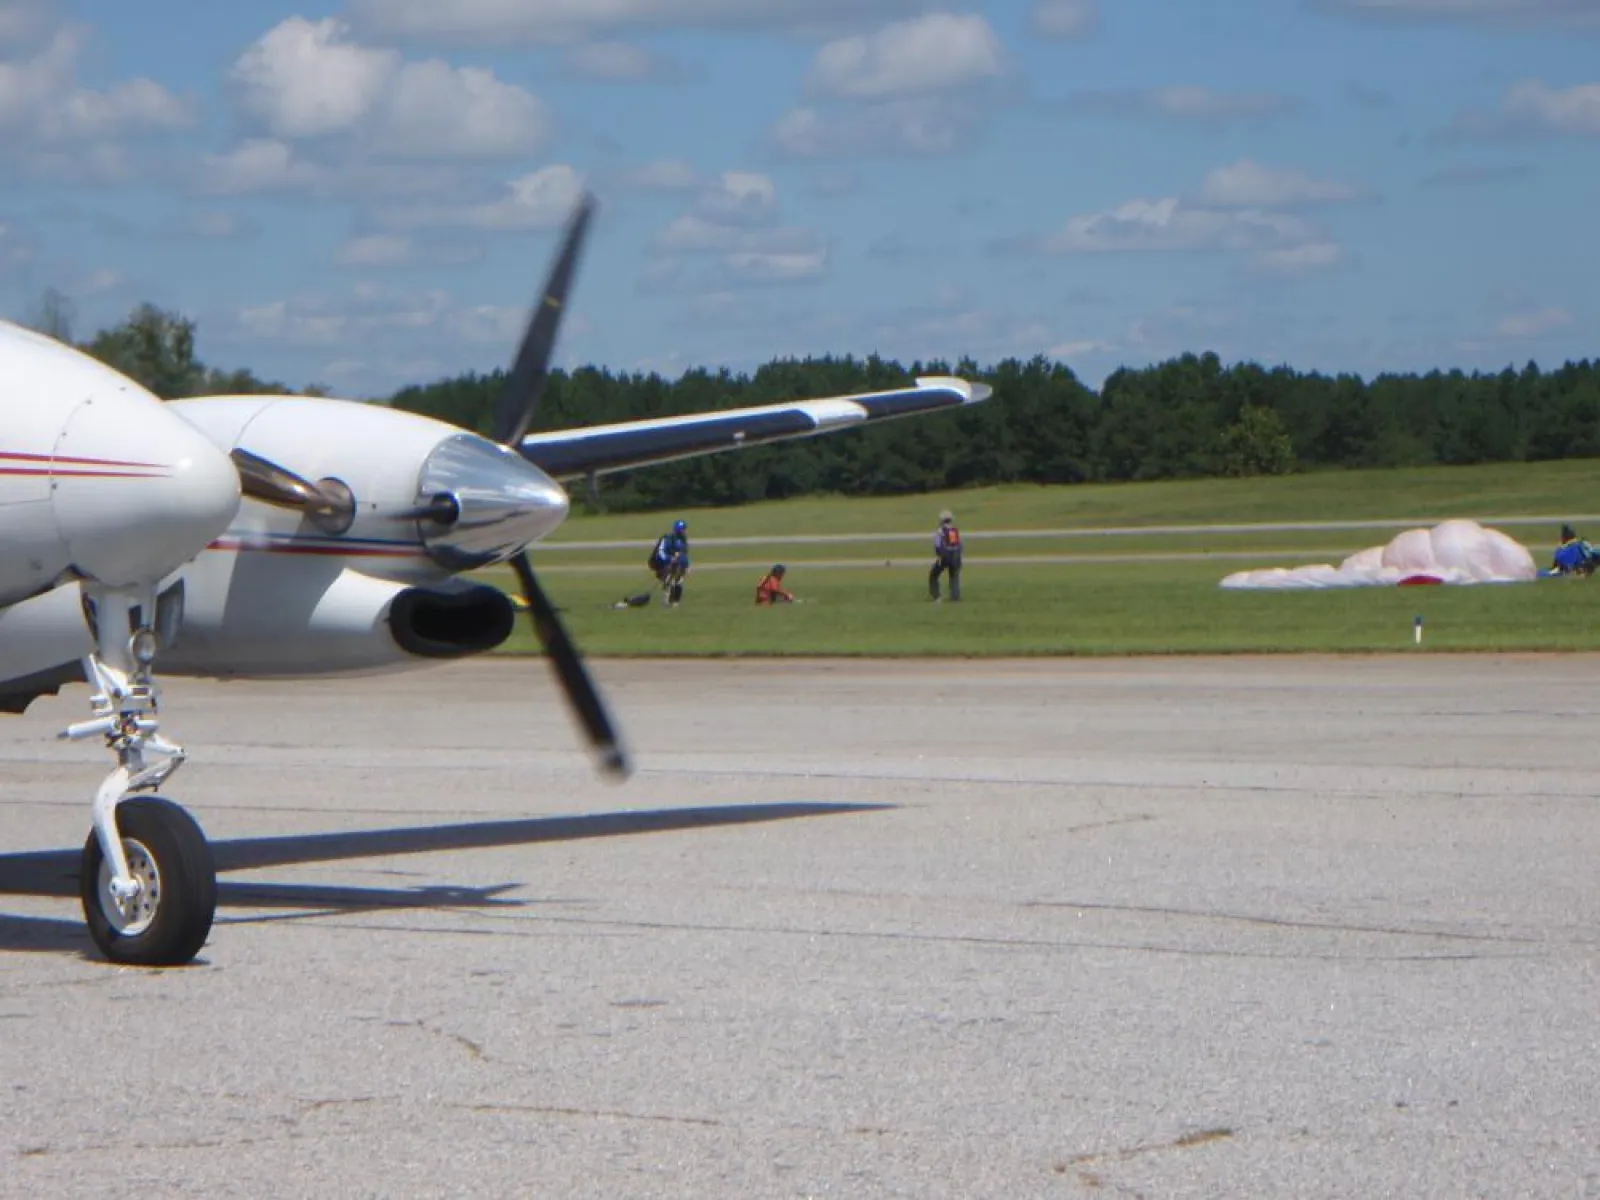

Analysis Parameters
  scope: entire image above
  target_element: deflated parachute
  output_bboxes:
[1220,519,1536,590]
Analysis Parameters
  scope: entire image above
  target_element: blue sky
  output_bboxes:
[1,0,1595,398]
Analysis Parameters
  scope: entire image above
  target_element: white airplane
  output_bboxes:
[0,193,991,967]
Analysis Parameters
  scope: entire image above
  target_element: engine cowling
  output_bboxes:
[156,554,516,678]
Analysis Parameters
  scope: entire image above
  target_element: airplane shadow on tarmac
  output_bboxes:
[0,801,891,958]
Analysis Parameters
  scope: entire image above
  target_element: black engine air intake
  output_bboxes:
[389,582,516,659]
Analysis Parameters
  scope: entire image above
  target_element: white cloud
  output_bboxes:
[691,170,779,223]
[1011,194,1344,277]
[334,233,414,267]
[1315,0,1600,29]
[770,12,1008,160]
[771,97,985,157]
[1033,197,1317,254]
[561,41,684,81]
[725,250,827,282]
[200,139,327,195]
[197,137,464,199]
[447,303,533,346]
[1064,85,1295,121]
[0,24,191,145]
[379,164,585,230]
[1499,79,1600,134]
[1197,159,1374,206]
[231,17,394,138]
[228,17,549,159]
[646,170,829,290]
[1496,307,1573,337]
[52,75,189,140]
[218,281,597,395]
[232,285,521,349]
[1451,79,1600,136]
[347,0,926,44]
[450,164,585,229]
[805,13,1005,100]
[236,298,358,347]
[1031,0,1100,37]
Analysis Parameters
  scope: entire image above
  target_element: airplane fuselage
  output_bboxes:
[0,321,240,607]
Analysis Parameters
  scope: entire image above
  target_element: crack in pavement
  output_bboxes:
[1060,1126,1235,1193]
[1023,900,1557,946]
[280,910,1529,963]
[453,1101,722,1127]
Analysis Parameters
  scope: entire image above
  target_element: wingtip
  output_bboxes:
[914,374,993,404]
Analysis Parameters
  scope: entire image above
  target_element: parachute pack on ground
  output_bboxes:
[1220,519,1537,590]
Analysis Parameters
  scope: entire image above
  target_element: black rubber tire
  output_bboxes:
[79,796,217,966]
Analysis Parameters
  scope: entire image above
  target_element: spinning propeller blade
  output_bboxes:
[493,192,627,776]
[492,190,597,448]
[510,549,628,776]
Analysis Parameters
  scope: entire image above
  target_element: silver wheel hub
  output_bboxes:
[98,837,160,935]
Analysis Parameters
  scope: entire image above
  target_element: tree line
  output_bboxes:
[24,299,1600,512]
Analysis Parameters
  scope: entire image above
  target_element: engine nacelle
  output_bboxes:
[169,395,568,584]
[157,552,516,678]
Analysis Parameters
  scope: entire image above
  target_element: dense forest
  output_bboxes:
[26,298,1600,513]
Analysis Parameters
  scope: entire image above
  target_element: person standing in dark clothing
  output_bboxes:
[929,510,962,601]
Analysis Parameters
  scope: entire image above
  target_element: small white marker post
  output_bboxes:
[1414,614,1423,645]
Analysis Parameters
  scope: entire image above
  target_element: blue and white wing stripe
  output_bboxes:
[519,375,991,480]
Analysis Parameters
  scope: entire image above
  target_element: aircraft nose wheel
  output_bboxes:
[79,797,217,966]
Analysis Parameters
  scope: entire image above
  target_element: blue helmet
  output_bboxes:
[673,519,686,533]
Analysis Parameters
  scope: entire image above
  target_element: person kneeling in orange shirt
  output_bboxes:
[755,563,795,605]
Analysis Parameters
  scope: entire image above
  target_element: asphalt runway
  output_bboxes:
[2,656,1597,1198]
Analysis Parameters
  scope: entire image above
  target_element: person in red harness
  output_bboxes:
[755,563,795,604]
[929,510,962,601]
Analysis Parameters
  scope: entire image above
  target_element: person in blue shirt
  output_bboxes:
[648,518,691,605]
[1551,524,1597,576]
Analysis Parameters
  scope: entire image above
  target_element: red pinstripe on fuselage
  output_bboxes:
[0,451,173,478]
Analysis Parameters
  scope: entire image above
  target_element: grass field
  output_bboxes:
[482,459,1600,656]
[543,459,1600,541]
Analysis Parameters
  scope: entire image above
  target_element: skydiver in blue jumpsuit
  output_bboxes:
[1551,524,1597,575]
[648,518,691,605]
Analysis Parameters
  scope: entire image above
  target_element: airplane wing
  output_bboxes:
[518,374,990,480]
